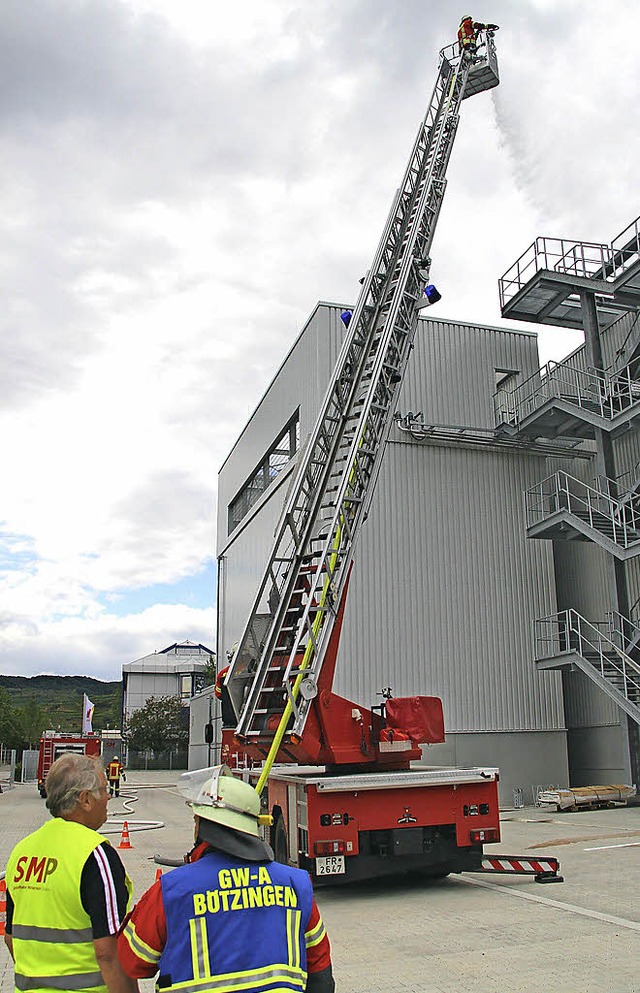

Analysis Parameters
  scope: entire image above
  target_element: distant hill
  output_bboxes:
[0,674,122,732]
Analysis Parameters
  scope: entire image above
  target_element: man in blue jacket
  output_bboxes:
[118,766,334,993]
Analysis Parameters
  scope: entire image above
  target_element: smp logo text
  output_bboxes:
[14,856,59,884]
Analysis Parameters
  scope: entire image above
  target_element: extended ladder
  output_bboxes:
[225,31,500,751]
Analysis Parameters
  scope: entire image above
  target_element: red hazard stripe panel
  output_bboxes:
[481,855,560,875]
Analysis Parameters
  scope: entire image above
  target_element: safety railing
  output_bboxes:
[494,359,604,427]
[611,214,640,276]
[494,357,640,429]
[525,470,640,549]
[499,236,613,308]
[534,609,640,706]
[604,611,640,657]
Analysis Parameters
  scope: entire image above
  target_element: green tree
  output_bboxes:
[123,695,189,754]
[202,653,217,688]
[14,704,48,750]
[0,688,23,749]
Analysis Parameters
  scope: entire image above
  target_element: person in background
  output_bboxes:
[4,753,136,993]
[106,755,126,798]
[457,16,499,59]
[118,765,334,993]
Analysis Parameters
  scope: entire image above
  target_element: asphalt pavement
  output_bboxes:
[2,770,640,993]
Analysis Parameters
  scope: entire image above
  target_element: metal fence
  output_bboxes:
[126,748,188,771]
[21,749,39,783]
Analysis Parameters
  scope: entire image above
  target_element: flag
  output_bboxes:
[82,693,95,734]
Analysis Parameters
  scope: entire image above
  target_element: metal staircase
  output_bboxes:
[534,609,640,724]
[525,470,640,559]
[224,31,500,750]
[494,357,640,440]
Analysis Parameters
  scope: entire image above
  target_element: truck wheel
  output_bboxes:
[272,817,288,865]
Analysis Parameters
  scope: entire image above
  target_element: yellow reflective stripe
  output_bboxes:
[286,909,301,970]
[123,919,161,965]
[163,962,306,993]
[189,917,211,980]
[286,910,293,968]
[189,919,200,979]
[304,918,326,949]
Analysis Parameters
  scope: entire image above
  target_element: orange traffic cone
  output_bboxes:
[154,868,162,882]
[0,878,6,937]
[117,821,133,850]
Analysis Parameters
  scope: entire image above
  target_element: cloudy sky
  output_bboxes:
[1,0,637,681]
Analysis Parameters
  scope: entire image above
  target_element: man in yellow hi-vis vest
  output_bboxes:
[4,753,136,993]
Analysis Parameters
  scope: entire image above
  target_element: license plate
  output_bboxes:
[315,855,345,875]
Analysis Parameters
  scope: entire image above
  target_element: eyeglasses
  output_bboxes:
[92,784,111,797]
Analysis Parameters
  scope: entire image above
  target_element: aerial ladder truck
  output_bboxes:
[220,23,563,885]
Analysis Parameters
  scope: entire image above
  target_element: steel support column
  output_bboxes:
[581,288,638,784]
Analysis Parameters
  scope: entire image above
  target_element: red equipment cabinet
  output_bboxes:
[37,730,101,798]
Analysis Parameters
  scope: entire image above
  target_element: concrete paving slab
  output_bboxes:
[2,773,640,993]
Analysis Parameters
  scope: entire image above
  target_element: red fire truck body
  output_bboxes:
[266,765,500,884]
[37,730,101,797]
[222,593,503,884]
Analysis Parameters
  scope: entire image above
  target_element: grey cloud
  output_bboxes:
[0,0,190,126]
[105,470,216,586]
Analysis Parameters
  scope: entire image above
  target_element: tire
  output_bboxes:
[272,817,289,865]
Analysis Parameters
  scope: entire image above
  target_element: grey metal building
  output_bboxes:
[212,215,640,806]
[216,304,572,804]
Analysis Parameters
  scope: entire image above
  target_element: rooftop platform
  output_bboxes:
[499,215,640,330]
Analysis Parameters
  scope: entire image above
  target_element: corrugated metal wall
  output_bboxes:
[403,318,540,429]
[217,304,343,546]
[333,438,563,730]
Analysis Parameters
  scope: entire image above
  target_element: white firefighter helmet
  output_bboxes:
[177,765,271,838]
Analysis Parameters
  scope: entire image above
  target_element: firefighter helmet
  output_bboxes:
[177,765,271,838]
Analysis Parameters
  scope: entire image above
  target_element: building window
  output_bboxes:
[494,368,519,391]
[228,412,300,534]
[180,675,192,700]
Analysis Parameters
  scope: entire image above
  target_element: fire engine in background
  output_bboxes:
[37,730,101,798]
[219,23,563,886]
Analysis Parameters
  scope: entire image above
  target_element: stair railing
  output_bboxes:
[605,611,640,656]
[606,364,640,415]
[525,470,640,548]
[495,357,640,430]
[494,360,606,428]
[534,609,640,705]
